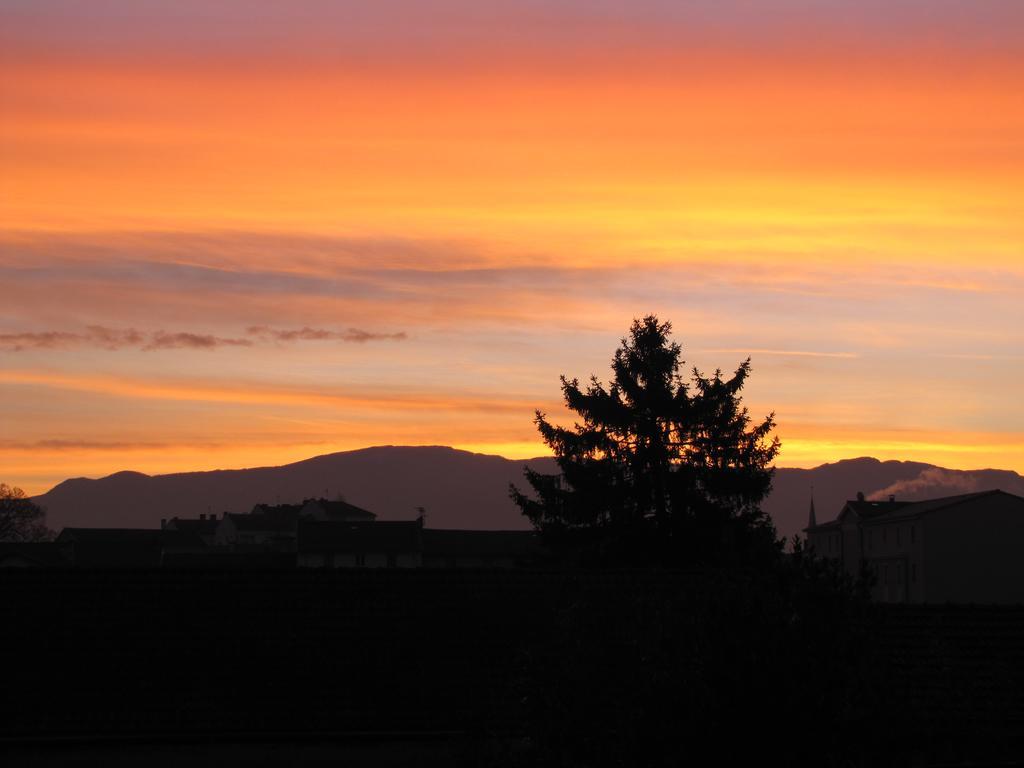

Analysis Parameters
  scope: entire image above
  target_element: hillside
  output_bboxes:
[33,446,1024,541]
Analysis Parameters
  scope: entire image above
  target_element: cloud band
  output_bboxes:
[0,326,406,352]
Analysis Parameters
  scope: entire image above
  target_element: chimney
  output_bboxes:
[160,518,166,529]
[856,491,865,502]
[888,494,896,503]
[200,513,206,521]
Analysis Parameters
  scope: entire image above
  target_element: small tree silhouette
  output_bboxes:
[0,483,52,542]
[510,315,781,567]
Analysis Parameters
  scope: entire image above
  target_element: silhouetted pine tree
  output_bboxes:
[510,315,781,567]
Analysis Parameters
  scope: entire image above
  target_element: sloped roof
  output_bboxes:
[807,519,841,532]
[841,499,913,520]
[802,495,909,532]
[302,498,376,521]
[298,520,420,553]
[861,489,1020,524]
[164,517,218,535]
[252,503,303,516]
[224,508,300,533]
[807,489,1023,532]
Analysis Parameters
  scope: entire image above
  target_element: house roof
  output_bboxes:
[302,498,377,521]
[224,508,300,533]
[251,503,304,516]
[164,517,218,535]
[860,489,1018,524]
[298,520,421,553]
[840,499,913,520]
[806,498,910,531]
[422,529,545,558]
[807,519,841,532]
[806,489,1023,532]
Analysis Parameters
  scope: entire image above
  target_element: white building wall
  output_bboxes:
[808,529,842,561]
[863,519,924,603]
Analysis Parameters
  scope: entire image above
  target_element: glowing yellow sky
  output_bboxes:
[2,2,1023,494]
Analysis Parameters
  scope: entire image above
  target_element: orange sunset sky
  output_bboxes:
[2,1,1023,494]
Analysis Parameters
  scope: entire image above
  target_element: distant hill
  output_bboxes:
[35,446,559,534]
[32,446,1024,541]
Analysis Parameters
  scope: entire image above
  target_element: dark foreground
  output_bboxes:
[2,569,1023,766]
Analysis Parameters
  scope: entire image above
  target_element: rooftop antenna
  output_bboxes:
[416,506,427,526]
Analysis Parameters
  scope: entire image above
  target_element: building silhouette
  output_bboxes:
[19,498,546,569]
[805,489,1024,603]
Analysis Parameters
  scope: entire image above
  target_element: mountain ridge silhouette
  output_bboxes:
[32,446,1024,541]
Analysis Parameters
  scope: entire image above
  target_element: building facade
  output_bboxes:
[805,490,1024,604]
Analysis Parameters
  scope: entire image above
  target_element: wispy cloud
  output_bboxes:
[144,332,253,350]
[0,326,146,352]
[247,326,407,343]
[0,325,406,352]
[0,369,550,414]
[697,347,858,359]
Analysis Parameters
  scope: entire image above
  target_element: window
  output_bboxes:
[896,527,901,547]
[910,525,915,545]
[882,528,887,545]
[883,565,889,585]
[896,564,903,584]
[868,530,873,550]
[355,554,366,567]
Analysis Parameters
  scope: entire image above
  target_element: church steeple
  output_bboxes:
[807,491,817,529]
